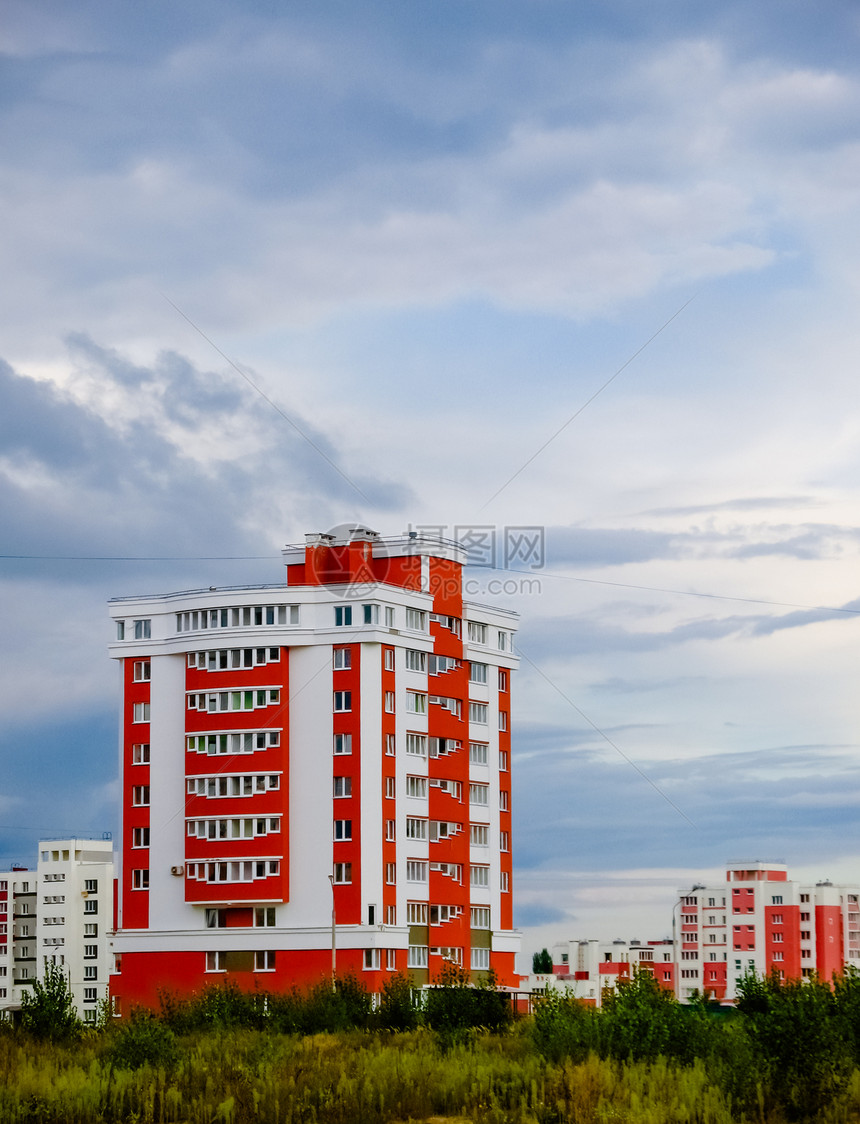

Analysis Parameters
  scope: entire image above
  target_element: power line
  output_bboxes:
[160,292,371,505]
[517,645,697,828]
[505,567,860,615]
[480,293,697,510]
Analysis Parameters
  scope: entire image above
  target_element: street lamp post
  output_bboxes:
[328,873,336,990]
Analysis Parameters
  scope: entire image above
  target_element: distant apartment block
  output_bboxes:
[108,526,519,1011]
[0,838,115,1023]
[548,862,860,1003]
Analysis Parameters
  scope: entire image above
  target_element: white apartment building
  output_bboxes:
[0,838,114,1024]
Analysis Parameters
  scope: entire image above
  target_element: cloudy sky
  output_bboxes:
[2,0,860,963]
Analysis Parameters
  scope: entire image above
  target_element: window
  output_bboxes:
[333,820,352,841]
[467,621,487,644]
[333,863,352,884]
[499,711,508,731]
[385,606,395,627]
[470,825,489,846]
[84,879,98,893]
[133,619,151,640]
[187,729,279,756]
[407,902,428,924]
[406,733,426,757]
[255,951,275,971]
[469,662,488,684]
[384,648,395,671]
[406,692,426,714]
[405,609,426,631]
[386,820,396,841]
[133,661,151,682]
[333,733,352,755]
[83,987,98,1003]
[500,871,509,893]
[406,818,426,840]
[132,743,150,764]
[497,631,509,651]
[205,909,226,928]
[469,742,488,765]
[132,785,150,806]
[468,702,487,724]
[386,949,397,970]
[498,669,508,691]
[471,947,490,970]
[333,776,352,798]
[385,691,395,713]
[408,945,428,968]
[132,702,150,723]
[333,691,351,712]
[206,951,225,973]
[333,648,351,670]
[84,944,98,959]
[470,865,489,887]
[385,776,396,799]
[470,907,490,929]
[405,649,426,672]
[469,783,489,806]
[334,606,353,627]
[406,776,427,799]
[117,621,125,640]
[363,949,380,970]
[132,870,149,890]
[772,914,783,924]
[84,923,98,938]
[362,604,379,624]
[499,790,509,811]
[84,966,97,981]
[500,831,509,852]
[386,863,396,885]
[800,893,810,903]
[132,827,150,851]
[255,907,276,927]
[407,861,428,883]
[772,895,783,905]
[499,749,509,771]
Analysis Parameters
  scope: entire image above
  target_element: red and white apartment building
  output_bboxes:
[549,862,860,1004]
[107,527,519,1010]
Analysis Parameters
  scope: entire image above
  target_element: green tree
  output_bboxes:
[374,971,422,1031]
[20,959,80,1041]
[736,970,853,1121]
[599,968,703,1064]
[532,948,553,973]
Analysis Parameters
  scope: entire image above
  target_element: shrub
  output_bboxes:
[374,971,422,1031]
[736,970,854,1121]
[599,969,702,1064]
[424,962,512,1043]
[20,960,80,1042]
[106,1008,178,1070]
[531,988,597,1063]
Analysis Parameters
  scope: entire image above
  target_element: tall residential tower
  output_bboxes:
[108,527,519,1010]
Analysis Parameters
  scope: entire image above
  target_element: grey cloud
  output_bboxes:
[512,734,860,876]
[0,346,413,586]
[546,526,683,567]
[643,496,820,517]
